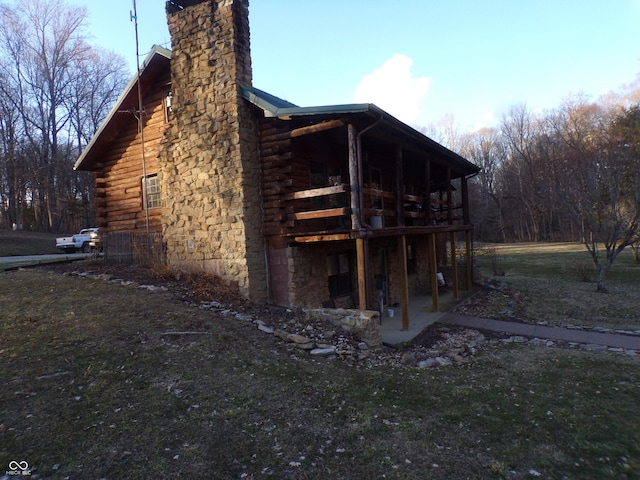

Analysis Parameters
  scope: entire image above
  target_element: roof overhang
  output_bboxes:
[74,45,172,171]
[240,86,480,177]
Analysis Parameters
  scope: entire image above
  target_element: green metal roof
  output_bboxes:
[240,86,479,176]
[240,85,373,118]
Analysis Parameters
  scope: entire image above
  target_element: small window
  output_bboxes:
[327,253,352,297]
[164,90,173,122]
[143,174,161,209]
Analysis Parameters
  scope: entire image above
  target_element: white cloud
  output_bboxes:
[471,111,497,132]
[354,54,431,124]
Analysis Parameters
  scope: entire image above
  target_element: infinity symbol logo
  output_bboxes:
[8,460,29,470]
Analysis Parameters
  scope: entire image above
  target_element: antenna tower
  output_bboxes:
[131,0,150,235]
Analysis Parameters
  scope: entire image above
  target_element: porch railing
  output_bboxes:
[277,184,464,233]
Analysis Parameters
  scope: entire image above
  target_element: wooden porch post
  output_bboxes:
[356,237,367,310]
[465,230,473,290]
[425,159,432,225]
[395,146,405,227]
[428,233,439,312]
[461,175,470,225]
[446,167,453,224]
[398,235,410,330]
[450,231,459,299]
[348,124,361,231]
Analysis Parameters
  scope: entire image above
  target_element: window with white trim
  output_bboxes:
[143,174,161,209]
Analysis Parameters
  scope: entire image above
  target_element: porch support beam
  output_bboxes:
[461,175,470,224]
[356,237,367,310]
[465,230,473,291]
[428,232,439,312]
[450,231,459,299]
[446,166,453,224]
[398,234,410,330]
[348,124,361,231]
[395,145,405,227]
[425,159,432,225]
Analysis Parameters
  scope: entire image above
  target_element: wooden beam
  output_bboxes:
[282,184,348,201]
[361,187,396,199]
[466,230,473,291]
[348,124,361,231]
[446,167,453,224]
[450,231,459,299]
[461,175,470,224]
[425,159,432,225]
[290,119,344,138]
[288,207,348,221]
[292,233,352,243]
[356,237,367,310]
[398,235,410,330]
[428,233,439,312]
[396,146,405,227]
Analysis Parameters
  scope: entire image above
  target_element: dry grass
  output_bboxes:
[1,268,640,479]
[470,243,640,331]
[0,230,59,256]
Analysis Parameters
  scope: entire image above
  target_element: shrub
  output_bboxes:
[567,257,593,282]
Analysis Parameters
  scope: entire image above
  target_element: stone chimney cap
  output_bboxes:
[166,0,208,13]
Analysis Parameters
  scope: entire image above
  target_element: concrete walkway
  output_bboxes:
[441,313,640,350]
[0,253,88,269]
[380,292,640,351]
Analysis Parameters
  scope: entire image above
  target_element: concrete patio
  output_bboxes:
[380,290,463,345]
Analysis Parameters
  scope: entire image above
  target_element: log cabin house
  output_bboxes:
[74,0,480,329]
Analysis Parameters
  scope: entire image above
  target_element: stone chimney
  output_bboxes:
[158,0,266,300]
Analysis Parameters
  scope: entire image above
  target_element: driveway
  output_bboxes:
[0,253,88,266]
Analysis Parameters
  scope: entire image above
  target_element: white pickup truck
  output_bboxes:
[55,228,101,253]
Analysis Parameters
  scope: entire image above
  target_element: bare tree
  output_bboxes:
[0,0,128,231]
[561,104,640,291]
[500,104,547,241]
[460,128,508,241]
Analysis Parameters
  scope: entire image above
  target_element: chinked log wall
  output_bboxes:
[95,75,169,234]
[261,118,352,245]
[261,119,295,244]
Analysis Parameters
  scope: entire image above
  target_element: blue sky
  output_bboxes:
[67,0,640,132]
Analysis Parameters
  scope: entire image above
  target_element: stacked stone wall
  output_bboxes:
[286,246,330,308]
[306,308,382,348]
[158,0,266,300]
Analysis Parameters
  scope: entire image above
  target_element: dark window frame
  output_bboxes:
[327,252,353,298]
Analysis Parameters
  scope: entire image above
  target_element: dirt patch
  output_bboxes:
[40,260,297,326]
[411,322,506,349]
[38,260,494,366]
[452,279,526,322]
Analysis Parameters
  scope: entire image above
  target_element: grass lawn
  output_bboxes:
[1,268,639,479]
[472,243,640,331]
[0,230,60,256]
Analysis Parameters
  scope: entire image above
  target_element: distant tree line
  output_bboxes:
[437,90,640,290]
[0,0,129,232]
